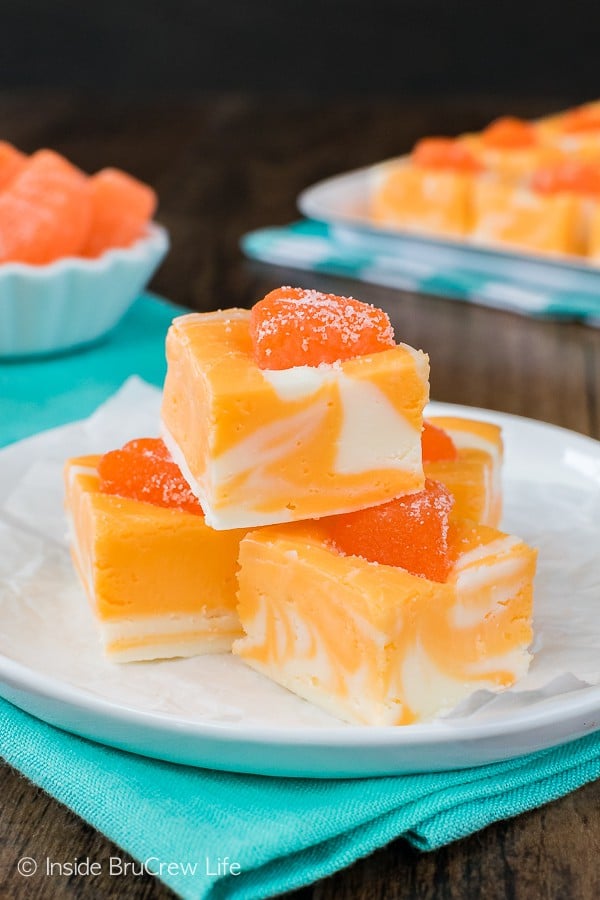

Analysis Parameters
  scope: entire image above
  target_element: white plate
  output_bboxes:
[1,394,600,778]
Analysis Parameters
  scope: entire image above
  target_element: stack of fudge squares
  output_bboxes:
[65,287,537,726]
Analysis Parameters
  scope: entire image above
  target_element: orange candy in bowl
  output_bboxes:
[0,143,168,358]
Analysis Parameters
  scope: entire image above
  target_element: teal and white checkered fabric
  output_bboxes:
[242,220,600,324]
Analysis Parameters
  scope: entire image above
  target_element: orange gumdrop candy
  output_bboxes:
[83,168,157,257]
[412,137,481,172]
[531,160,600,196]
[482,117,537,149]
[98,438,202,515]
[0,149,91,264]
[0,142,26,191]
[422,420,458,462]
[324,479,454,583]
[250,286,395,369]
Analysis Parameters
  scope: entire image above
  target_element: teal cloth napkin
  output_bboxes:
[242,220,600,324]
[2,292,600,900]
[2,701,600,900]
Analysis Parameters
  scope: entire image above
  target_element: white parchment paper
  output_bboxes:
[1,377,599,728]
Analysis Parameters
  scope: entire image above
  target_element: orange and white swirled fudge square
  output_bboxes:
[64,440,247,662]
[161,288,429,529]
[460,117,561,181]
[372,138,482,237]
[234,487,536,726]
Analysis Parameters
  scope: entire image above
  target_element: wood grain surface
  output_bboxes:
[1,91,599,900]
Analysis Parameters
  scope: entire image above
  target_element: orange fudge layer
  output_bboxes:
[471,180,579,256]
[65,455,247,662]
[161,309,429,529]
[372,162,474,237]
[234,521,536,726]
[425,416,503,527]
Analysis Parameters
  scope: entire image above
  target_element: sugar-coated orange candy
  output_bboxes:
[481,117,537,149]
[98,438,202,515]
[324,479,454,583]
[0,149,91,264]
[83,168,157,257]
[422,420,458,462]
[531,160,600,196]
[250,286,395,369]
[412,137,482,172]
[0,142,26,191]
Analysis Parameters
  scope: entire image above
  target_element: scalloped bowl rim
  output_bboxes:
[0,222,169,279]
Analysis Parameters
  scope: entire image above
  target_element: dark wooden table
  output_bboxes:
[1,91,599,900]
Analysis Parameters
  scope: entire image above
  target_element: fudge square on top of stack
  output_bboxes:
[160,292,430,530]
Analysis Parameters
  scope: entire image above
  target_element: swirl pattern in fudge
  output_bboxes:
[234,521,536,726]
[161,305,429,530]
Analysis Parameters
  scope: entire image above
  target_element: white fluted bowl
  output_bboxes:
[0,224,169,358]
